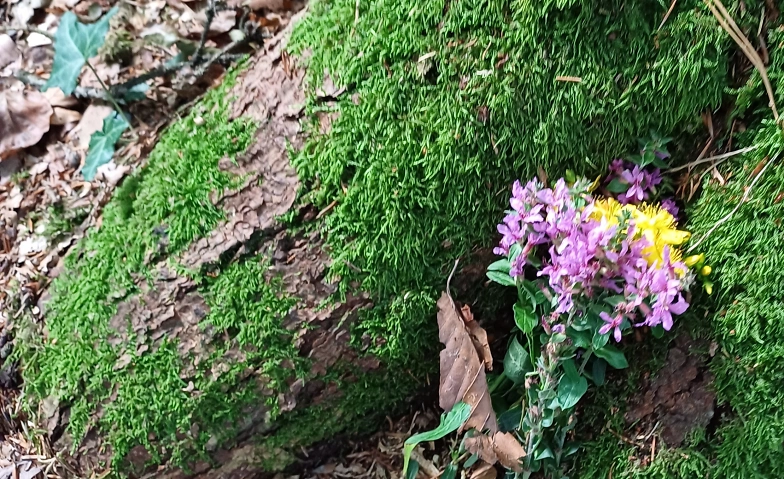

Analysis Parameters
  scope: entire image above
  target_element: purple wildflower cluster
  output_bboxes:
[495,178,692,341]
[607,159,662,204]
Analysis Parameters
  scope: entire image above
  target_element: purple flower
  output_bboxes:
[609,159,626,175]
[552,324,565,334]
[644,168,662,189]
[621,166,646,202]
[599,312,624,342]
[661,198,679,217]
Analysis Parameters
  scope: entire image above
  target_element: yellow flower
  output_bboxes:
[701,265,712,276]
[684,254,705,267]
[591,198,691,267]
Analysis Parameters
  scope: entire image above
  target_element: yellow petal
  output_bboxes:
[659,229,691,245]
[701,265,712,276]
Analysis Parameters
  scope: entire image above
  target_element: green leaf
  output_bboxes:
[441,464,458,479]
[46,7,119,95]
[592,328,609,351]
[488,259,511,273]
[591,358,606,386]
[503,337,531,384]
[498,405,523,432]
[403,402,470,475]
[607,178,628,193]
[513,303,537,335]
[464,453,479,468]
[558,360,588,409]
[487,270,516,287]
[404,460,419,479]
[594,345,629,369]
[567,328,591,348]
[82,112,129,181]
[651,324,665,338]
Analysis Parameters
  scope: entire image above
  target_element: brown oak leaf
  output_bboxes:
[0,89,52,160]
[437,292,497,434]
[464,431,526,473]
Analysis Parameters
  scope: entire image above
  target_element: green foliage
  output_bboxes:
[403,402,471,475]
[290,0,728,305]
[83,112,130,180]
[14,70,306,470]
[46,7,118,95]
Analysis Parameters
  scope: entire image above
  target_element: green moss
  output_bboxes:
[15,68,304,471]
[289,0,730,367]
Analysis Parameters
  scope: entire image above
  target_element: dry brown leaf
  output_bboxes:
[50,107,82,126]
[70,104,113,149]
[43,87,78,108]
[469,462,498,479]
[461,304,493,371]
[0,35,20,70]
[244,0,296,11]
[437,292,498,434]
[465,432,526,473]
[0,90,52,160]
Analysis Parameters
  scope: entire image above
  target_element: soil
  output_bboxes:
[624,334,716,448]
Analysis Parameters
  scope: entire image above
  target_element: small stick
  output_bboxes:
[687,152,779,252]
[658,0,678,31]
[667,145,758,173]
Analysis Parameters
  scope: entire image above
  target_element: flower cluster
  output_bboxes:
[494,178,696,339]
[606,159,663,205]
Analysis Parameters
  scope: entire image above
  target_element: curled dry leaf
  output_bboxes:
[0,90,53,160]
[464,432,526,473]
[437,292,497,433]
[0,34,20,69]
[462,303,493,371]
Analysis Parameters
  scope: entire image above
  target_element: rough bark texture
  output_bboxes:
[52,14,383,478]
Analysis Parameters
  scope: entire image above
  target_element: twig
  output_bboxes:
[192,0,217,66]
[445,258,460,303]
[14,70,106,100]
[0,25,54,40]
[705,0,779,122]
[667,145,758,172]
[658,0,678,31]
[85,62,126,119]
[687,152,779,252]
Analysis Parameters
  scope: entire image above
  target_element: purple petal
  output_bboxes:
[599,323,612,335]
[669,295,689,315]
[614,326,623,343]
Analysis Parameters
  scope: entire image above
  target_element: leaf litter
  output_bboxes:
[0,0,305,476]
[437,292,526,473]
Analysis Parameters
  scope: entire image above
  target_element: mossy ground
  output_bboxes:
[14,69,309,471]
[15,0,784,476]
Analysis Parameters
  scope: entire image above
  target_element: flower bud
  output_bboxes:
[684,253,705,267]
[701,265,712,276]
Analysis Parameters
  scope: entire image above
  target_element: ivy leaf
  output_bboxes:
[513,303,537,335]
[557,359,588,409]
[82,112,129,180]
[594,344,629,369]
[503,337,531,384]
[46,7,119,95]
[403,402,470,475]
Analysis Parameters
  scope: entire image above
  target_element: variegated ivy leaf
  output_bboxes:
[45,7,119,95]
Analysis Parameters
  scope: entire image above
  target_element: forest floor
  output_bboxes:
[2,0,784,479]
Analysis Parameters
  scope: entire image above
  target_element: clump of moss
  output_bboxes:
[289,0,730,366]
[15,68,304,470]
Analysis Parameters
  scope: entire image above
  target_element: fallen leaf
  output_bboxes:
[71,104,114,149]
[26,32,53,47]
[461,304,493,371]
[50,106,82,125]
[464,432,526,473]
[0,90,53,160]
[44,87,79,108]
[245,0,295,11]
[469,462,497,479]
[0,35,20,69]
[18,464,42,479]
[437,292,498,434]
